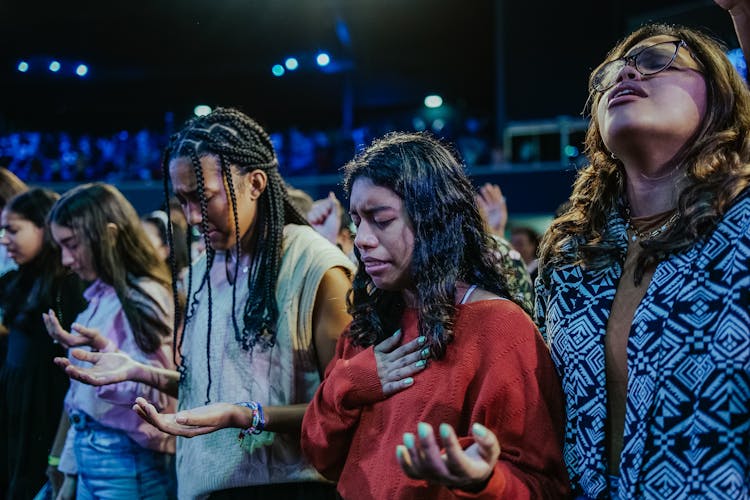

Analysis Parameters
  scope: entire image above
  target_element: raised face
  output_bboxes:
[350,177,415,292]
[595,35,707,158]
[0,209,45,266]
[169,154,259,251]
[50,222,97,281]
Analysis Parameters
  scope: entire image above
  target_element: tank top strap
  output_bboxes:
[459,284,479,304]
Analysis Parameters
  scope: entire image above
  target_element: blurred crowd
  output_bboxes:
[0,116,495,183]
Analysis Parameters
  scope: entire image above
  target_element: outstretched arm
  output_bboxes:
[55,349,181,398]
[124,266,355,438]
[716,0,750,70]
[130,397,311,437]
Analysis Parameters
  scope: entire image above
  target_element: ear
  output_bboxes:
[106,222,119,242]
[244,169,268,201]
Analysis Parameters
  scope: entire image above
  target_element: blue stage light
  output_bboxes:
[424,95,443,108]
[75,64,88,77]
[17,61,29,72]
[194,105,212,117]
[49,61,61,72]
[272,64,285,77]
[285,57,299,71]
[316,52,330,67]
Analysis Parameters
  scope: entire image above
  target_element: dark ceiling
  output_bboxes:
[0,0,740,134]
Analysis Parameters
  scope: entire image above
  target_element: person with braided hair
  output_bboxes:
[56,108,354,499]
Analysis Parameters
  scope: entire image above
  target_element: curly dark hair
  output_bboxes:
[539,24,750,284]
[343,132,518,359]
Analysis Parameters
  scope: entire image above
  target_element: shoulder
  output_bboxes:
[719,189,750,237]
[282,224,355,275]
[458,294,534,330]
[455,299,548,365]
[490,235,524,263]
[127,275,172,309]
[463,287,505,303]
[282,223,320,245]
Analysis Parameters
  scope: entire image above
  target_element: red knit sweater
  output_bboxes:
[301,299,569,499]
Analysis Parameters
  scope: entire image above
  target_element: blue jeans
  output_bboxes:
[70,411,175,500]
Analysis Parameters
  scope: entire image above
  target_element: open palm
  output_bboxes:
[55,349,139,386]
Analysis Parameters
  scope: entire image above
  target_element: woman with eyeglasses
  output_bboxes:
[394,1,750,498]
[541,2,750,498]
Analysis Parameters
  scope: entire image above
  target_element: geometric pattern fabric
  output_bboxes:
[535,190,750,498]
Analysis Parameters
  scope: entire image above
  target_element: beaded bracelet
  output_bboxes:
[235,401,266,439]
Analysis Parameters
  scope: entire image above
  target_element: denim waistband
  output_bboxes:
[69,410,106,431]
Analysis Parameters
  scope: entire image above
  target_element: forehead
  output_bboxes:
[624,35,680,56]
[2,210,30,225]
[168,154,222,193]
[349,177,402,209]
[49,222,74,239]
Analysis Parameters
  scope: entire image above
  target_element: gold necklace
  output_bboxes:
[624,205,680,242]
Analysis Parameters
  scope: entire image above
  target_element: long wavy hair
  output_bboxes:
[161,107,308,403]
[48,183,172,353]
[2,188,72,327]
[539,24,750,284]
[343,132,517,359]
[0,167,27,209]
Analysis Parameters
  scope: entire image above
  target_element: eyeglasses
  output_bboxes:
[591,40,692,93]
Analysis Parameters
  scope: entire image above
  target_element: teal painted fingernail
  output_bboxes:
[417,336,426,345]
[392,329,401,337]
[415,360,426,368]
[402,377,414,387]
[472,423,488,437]
[440,423,451,440]
[396,446,405,459]
[421,348,430,358]
[418,422,431,439]
[403,433,415,449]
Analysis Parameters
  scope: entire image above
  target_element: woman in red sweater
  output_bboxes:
[301,132,569,499]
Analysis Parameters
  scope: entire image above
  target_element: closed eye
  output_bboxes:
[374,219,394,229]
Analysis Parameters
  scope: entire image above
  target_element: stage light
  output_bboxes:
[564,145,579,157]
[17,61,29,72]
[49,61,61,72]
[424,95,443,108]
[431,118,445,132]
[75,64,88,77]
[194,105,212,117]
[285,57,299,71]
[272,64,285,77]
[316,52,330,67]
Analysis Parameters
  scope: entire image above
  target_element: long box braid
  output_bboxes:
[161,108,308,403]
